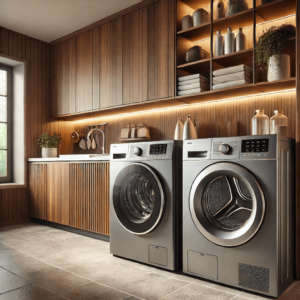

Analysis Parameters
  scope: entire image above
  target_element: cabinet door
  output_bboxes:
[69,162,109,235]
[122,0,175,104]
[29,164,47,219]
[52,40,69,116]
[76,31,93,113]
[47,163,70,225]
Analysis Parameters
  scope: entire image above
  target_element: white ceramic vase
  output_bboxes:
[41,148,58,158]
[267,54,290,82]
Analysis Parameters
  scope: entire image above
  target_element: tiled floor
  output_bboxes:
[0,223,299,300]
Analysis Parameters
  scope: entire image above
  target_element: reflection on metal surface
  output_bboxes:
[120,172,155,223]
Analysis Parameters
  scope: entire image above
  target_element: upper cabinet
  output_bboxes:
[122,0,175,105]
[51,0,175,117]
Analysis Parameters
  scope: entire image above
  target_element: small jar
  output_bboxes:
[252,109,269,135]
[270,110,288,136]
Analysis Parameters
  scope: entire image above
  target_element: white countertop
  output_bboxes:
[28,154,110,162]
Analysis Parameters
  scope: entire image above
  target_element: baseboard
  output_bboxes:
[0,218,31,227]
[31,218,110,242]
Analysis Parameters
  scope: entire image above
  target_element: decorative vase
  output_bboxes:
[183,116,197,140]
[41,148,58,158]
[193,9,209,27]
[225,27,235,55]
[251,109,269,135]
[236,28,245,52]
[174,118,184,140]
[215,31,223,57]
[225,0,248,17]
[270,110,288,136]
[267,54,290,82]
[217,0,225,19]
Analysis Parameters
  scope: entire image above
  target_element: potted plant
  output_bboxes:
[38,132,62,158]
[254,24,295,82]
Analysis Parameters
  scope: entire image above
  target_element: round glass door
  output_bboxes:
[190,162,265,247]
[113,163,164,235]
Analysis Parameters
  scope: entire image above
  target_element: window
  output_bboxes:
[0,64,12,183]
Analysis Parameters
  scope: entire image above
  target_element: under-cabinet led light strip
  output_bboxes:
[75,88,296,121]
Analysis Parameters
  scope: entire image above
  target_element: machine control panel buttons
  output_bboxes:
[150,144,167,155]
[219,143,230,154]
[133,147,143,156]
[241,139,269,153]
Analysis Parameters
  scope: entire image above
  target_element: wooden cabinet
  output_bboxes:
[29,164,47,220]
[122,0,175,104]
[51,0,175,117]
[28,162,110,235]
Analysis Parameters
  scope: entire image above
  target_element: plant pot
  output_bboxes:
[41,148,58,158]
[267,54,290,82]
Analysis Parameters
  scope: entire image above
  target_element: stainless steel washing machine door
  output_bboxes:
[190,162,265,247]
[113,163,164,235]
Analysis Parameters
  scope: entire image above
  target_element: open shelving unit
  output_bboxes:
[176,0,297,101]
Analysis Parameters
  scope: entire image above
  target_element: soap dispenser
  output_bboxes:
[183,115,197,140]
[174,118,184,140]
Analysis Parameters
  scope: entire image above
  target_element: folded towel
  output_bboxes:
[213,79,252,90]
[178,88,207,96]
[213,65,253,77]
[178,78,209,85]
[213,71,253,84]
[178,73,208,82]
[178,82,210,91]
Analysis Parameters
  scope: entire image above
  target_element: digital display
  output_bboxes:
[241,139,269,153]
[150,144,167,155]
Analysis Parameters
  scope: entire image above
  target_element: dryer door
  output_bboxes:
[113,163,164,235]
[190,162,265,247]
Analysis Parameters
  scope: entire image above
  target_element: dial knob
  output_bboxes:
[134,147,142,156]
[219,143,230,154]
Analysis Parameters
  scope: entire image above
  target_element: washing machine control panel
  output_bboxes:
[241,139,269,153]
[150,144,168,155]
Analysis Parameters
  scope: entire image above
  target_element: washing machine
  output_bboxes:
[110,140,182,270]
[182,135,295,297]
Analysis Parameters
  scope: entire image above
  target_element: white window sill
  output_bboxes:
[0,183,27,190]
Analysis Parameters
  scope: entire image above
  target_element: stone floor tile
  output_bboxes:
[161,282,233,300]
[0,284,55,300]
[87,288,129,300]
[0,267,30,294]
[38,272,90,295]
[58,281,110,300]
[117,272,169,296]
[135,278,189,300]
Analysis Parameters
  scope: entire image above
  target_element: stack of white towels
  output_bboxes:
[178,74,209,96]
[213,65,253,91]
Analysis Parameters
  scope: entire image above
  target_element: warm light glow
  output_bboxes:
[74,88,296,122]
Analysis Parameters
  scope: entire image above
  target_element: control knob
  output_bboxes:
[134,147,143,156]
[219,143,230,154]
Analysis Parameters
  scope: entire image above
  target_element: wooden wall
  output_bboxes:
[72,90,296,153]
[0,27,73,227]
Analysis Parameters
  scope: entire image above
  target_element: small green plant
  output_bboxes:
[254,24,295,70]
[38,132,62,148]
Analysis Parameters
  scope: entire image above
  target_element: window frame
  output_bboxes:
[0,63,12,183]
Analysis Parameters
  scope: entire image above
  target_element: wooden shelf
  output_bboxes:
[177,58,211,74]
[177,22,210,41]
[213,49,253,68]
[256,0,296,23]
[175,78,296,104]
[213,9,254,33]
[180,0,211,10]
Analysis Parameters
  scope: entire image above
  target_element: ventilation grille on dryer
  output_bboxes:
[238,263,270,293]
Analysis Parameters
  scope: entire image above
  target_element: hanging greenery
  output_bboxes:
[254,24,295,70]
[37,132,62,148]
